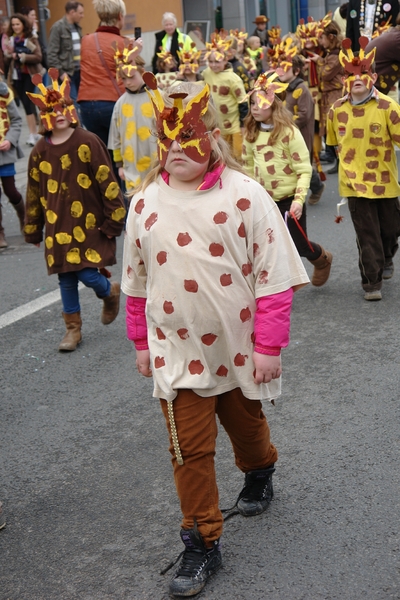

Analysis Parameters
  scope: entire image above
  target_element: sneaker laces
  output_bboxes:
[221,467,275,521]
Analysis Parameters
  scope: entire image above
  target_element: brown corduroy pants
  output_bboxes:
[160,387,278,546]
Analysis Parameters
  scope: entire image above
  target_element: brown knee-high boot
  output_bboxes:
[309,246,332,286]
[101,282,120,324]
[12,199,25,232]
[59,312,82,352]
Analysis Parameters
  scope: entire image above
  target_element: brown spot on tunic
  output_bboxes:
[389,110,400,125]
[216,365,228,377]
[363,172,376,182]
[283,165,294,175]
[343,148,356,164]
[184,280,198,293]
[337,111,349,123]
[366,161,379,170]
[188,360,204,374]
[145,212,158,230]
[378,98,390,110]
[370,137,383,146]
[135,238,141,248]
[354,183,367,193]
[157,251,167,265]
[177,232,192,246]
[344,170,357,179]
[234,353,248,366]
[156,328,166,340]
[127,265,133,276]
[292,152,301,162]
[281,150,288,160]
[223,120,232,129]
[271,180,280,189]
[135,198,145,214]
[242,263,252,276]
[209,243,224,256]
[392,134,400,143]
[267,165,276,175]
[282,135,290,143]
[238,222,246,238]
[154,356,165,368]
[366,148,379,157]
[264,151,275,161]
[234,88,242,97]
[219,86,229,95]
[212,85,217,92]
[163,301,174,314]
[258,270,269,284]
[381,171,390,183]
[220,104,228,114]
[373,185,386,195]
[237,198,251,211]
[220,273,233,286]
[201,333,218,346]
[177,328,189,339]
[266,228,274,243]
[352,129,364,138]
[384,149,392,162]
[240,307,251,322]
[214,211,228,224]
[352,107,365,117]
[253,242,260,255]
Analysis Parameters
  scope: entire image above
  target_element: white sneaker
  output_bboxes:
[26,133,36,146]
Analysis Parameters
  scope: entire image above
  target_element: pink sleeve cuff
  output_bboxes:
[254,345,281,356]
[254,288,294,349]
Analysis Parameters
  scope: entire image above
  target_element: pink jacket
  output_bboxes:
[126,288,293,356]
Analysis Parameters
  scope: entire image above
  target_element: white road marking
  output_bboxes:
[0,284,84,330]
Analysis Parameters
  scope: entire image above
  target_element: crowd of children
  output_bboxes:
[2,5,400,596]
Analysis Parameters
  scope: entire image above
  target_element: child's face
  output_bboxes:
[278,67,294,82]
[122,70,144,92]
[250,93,273,123]
[53,111,70,131]
[319,33,331,49]
[344,72,377,97]
[165,140,210,184]
[249,38,261,50]
[208,53,227,73]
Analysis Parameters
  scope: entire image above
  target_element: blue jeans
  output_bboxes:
[69,70,81,121]
[58,268,110,314]
[78,100,115,146]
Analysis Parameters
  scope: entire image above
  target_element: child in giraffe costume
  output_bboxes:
[108,39,157,194]
[122,75,309,597]
[327,36,400,301]
[24,69,126,350]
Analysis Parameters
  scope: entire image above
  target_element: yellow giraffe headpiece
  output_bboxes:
[26,68,78,131]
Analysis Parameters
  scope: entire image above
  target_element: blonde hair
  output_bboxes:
[92,0,126,25]
[134,82,245,193]
[244,95,295,145]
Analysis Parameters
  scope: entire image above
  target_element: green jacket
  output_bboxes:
[47,16,82,77]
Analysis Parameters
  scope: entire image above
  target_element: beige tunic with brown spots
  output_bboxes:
[24,127,126,274]
[122,168,309,401]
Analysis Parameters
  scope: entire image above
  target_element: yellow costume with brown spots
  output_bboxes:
[24,127,126,274]
[327,90,400,198]
[202,66,247,135]
[108,89,157,192]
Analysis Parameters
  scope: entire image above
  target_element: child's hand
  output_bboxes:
[289,201,303,220]
[118,167,125,181]
[136,349,152,377]
[253,352,282,384]
[0,140,11,151]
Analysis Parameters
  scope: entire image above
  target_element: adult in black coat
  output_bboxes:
[346,0,399,50]
[151,12,192,74]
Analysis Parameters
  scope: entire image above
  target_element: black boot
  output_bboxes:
[169,524,222,597]
[237,465,275,516]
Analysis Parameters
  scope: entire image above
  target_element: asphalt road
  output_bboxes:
[1,125,399,599]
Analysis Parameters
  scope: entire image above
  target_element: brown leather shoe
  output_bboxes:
[101,282,120,325]
[13,199,25,232]
[59,312,82,352]
[309,246,332,286]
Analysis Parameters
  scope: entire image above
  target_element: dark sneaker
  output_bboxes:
[169,526,222,597]
[383,264,394,279]
[237,465,275,517]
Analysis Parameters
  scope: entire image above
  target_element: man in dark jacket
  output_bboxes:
[47,1,84,107]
